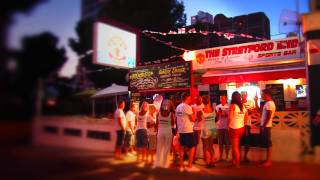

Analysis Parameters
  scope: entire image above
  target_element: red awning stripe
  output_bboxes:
[309,48,320,54]
[202,69,306,84]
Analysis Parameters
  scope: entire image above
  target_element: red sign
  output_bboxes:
[193,37,302,70]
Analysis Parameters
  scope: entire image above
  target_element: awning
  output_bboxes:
[202,67,306,84]
[91,84,128,99]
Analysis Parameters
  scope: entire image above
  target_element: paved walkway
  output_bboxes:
[1,145,320,179]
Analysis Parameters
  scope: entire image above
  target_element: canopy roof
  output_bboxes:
[91,84,128,99]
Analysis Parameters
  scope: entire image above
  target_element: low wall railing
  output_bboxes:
[249,111,311,154]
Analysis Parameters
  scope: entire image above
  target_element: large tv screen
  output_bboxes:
[93,21,137,69]
[296,85,307,98]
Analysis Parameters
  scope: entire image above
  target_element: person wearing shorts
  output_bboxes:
[216,95,230,161]
[136,101,149,163]
[258,89,276,167]
[176,93,199,172]
[241,91,259,162]
[114,100,127,160]
[199,95,216,168]
[125,103,137,156]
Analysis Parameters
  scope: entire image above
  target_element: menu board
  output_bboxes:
[129,62,191,91]
[209,84,220,104]
[266,84,285,111]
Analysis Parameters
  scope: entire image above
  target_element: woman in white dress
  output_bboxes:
[154,99,175,168]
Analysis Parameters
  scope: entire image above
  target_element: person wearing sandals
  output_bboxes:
[198,95,217,168]
[241,91,259,163]
[124,103,137,156]
[216,95,230,162]
[114,100,127,160]
[154,99,175,168]
[228,91,248,168]
[176,92,199,172]
[258,89,276,167]
[136,101,149,166]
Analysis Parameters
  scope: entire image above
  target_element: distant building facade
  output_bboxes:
[213,12,270,45]
[140,12,271,65]
[177,12,271,50]
[191,11,214,25]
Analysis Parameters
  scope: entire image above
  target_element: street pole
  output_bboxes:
[302,8,320,149]
[35,78,43,118]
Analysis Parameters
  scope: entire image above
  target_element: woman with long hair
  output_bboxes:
[228,91,248,167]
[136,101,149,165]
[199,95,216,168]
[154,99,175,168]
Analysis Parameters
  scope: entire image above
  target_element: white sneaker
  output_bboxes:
[185,166,200,172]
[179,166,185,172]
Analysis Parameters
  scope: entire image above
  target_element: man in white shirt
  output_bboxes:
[216,95,230,161]
[259,89,276,167]
[114,100,126,160]
[241,91,259,162]
[125,103,137,156]
[176,93,199,172]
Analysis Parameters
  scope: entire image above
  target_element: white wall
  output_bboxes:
[33,116,116,151]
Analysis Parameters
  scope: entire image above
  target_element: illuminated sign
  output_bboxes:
[193,37,302,70]
[129,61,191,91]
[93,21,138,69]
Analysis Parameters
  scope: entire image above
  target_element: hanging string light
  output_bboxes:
[75,27,268,73]
[142,28,268,41]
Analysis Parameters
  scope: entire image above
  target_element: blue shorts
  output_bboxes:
[136,129,148,148]
[260,127,272,148]
[179,132,196,148]
[116,130,125,147]
[217,129,230,145]
[193,130,201,145]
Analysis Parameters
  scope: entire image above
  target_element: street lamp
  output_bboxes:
[183,51,195,61]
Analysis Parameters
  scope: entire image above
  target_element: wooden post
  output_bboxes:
[91,99,95,117]
[35,78,43,118]
[115,95,118,109]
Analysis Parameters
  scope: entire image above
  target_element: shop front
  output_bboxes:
[192,37,311,162]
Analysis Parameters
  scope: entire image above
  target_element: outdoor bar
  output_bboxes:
[191,36,310,162]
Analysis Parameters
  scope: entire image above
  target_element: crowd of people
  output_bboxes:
[113,89,276,172]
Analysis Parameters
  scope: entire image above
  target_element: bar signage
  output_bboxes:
[193,37,301,70]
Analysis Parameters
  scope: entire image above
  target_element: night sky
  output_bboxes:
[8,0,309,78]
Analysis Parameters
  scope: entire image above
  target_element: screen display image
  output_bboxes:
[296,85,307,98]
[94,22,137,68]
